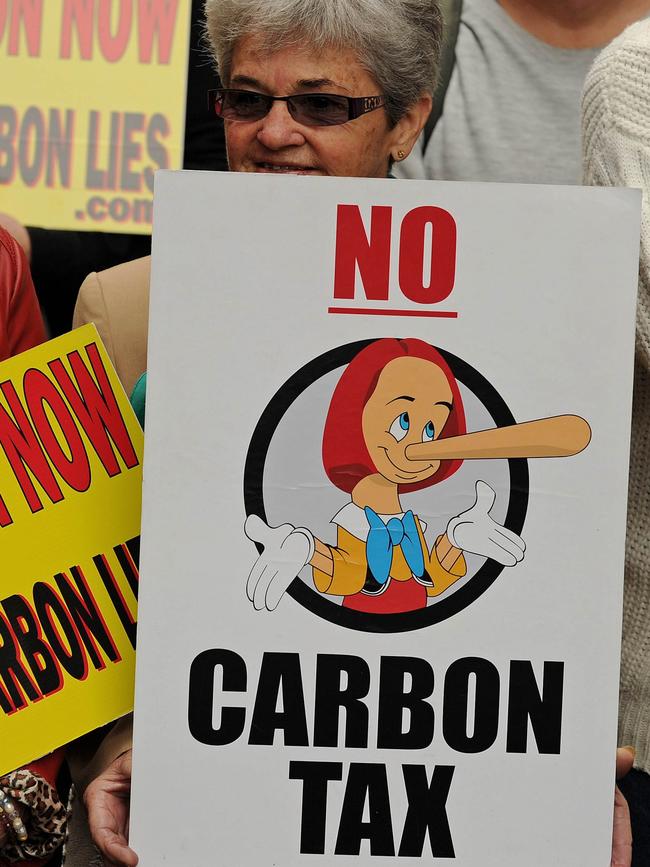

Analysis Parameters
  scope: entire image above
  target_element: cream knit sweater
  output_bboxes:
[583,19,650,773]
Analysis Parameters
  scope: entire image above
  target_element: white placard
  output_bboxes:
[131,171,641,866]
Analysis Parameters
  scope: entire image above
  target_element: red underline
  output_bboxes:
[328,307,458,319]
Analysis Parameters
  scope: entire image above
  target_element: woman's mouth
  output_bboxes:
[255,162,319,174]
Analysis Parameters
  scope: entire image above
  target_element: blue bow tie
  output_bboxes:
[364,507,425,586]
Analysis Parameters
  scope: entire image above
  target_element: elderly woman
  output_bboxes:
[70,1,634,865]
[205,0,434,177]
[71,3,439,863]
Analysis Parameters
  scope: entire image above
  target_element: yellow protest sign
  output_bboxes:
[0,0,191,234]
[0,324,142,775]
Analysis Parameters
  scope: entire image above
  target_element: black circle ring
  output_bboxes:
[244,339,529,633]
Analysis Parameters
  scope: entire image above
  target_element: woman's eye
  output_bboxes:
[304,95,333,111]
[228,91,266,116]
[422,421,436,442]
[389,412,410,442]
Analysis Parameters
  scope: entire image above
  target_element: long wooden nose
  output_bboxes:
[404,415,592,462]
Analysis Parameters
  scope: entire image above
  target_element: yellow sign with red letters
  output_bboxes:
[0,0,191,233]
[0,325,142,775]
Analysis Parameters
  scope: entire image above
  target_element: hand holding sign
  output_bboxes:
[244,515,315,610]
[85,749,138,867]
[446,481,526,567]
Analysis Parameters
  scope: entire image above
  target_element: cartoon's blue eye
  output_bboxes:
[389,412,410,442]
[422,421,435,442]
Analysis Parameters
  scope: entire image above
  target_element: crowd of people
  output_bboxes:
[0,0,649,865]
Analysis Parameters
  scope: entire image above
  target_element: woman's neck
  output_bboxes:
[352,474,402,514]
[498,0,650,48]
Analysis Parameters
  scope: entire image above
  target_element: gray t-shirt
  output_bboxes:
[395,0,599,184]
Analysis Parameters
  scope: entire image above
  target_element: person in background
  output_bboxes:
[0,227,67,867]
[0,0,227,336]
[0,753,67,867]
[397,0,650,185]
[583,18,650,866]
[0,227,46,357]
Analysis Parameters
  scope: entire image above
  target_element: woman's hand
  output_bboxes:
[612,747,634,867]
[85,749,138,866]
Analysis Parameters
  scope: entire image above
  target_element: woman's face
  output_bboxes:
[362,356,454,486]
[224,35,428,178]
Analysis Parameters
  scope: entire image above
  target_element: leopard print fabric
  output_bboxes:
[0,769,68,862]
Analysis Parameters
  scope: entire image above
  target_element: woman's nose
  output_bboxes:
[256,101,306,150]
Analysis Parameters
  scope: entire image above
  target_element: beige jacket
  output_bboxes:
[72,256,151,399]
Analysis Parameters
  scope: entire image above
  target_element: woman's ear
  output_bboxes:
[390,93,433,163]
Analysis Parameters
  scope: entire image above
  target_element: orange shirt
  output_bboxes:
[313,510,466,598]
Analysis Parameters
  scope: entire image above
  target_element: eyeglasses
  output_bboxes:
[208,88,386,127]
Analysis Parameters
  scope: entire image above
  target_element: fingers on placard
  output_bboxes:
[105,838,136,867]
[615,747,635,780]
[611,785,632,867]
[474,480,497,513]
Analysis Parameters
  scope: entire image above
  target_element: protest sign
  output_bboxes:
[0,0,191,234]
[0,324,142,775]
[131,172,641,865]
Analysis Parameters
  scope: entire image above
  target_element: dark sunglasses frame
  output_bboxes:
[208,88,386,126]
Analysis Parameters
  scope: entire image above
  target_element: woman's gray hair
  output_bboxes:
[204,0,443,124]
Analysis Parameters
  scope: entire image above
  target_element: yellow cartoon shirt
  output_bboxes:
[312,504,466,602]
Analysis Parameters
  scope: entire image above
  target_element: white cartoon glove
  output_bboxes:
[446,480,525,567]
[244,515,315,610]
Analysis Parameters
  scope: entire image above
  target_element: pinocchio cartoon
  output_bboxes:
[245,338,590,614]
